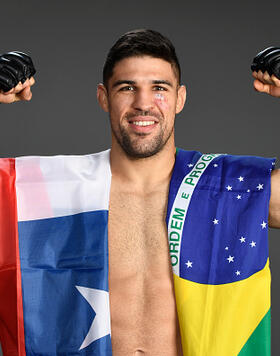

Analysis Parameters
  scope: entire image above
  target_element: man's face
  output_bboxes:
[98,56,186,158]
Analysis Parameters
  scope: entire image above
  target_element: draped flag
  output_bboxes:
[0,148,276,355]
[0,150,113,355]
[167,148,275,356]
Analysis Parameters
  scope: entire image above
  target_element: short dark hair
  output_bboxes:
[103,29,181,88]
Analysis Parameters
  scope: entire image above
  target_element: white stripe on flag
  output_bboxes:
[16,149,112,222]
[168,153,221,276]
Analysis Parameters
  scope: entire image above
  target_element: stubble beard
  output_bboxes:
[111,120,174,159]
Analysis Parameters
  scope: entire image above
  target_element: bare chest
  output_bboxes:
[108,179,182,355]
[108,186,170,270]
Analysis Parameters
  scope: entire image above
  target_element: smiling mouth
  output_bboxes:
[129,120,156,126]
[127,119,159,132]
[128,115,159,126]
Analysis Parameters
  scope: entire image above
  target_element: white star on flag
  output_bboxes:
[247,189,250,193]
[239,236,246,243]
[225,246,229,250]
[257,184,264,191]
[272,162,275,166]
[227,255,234,263]
[236,195,242,200]
[236,271,241,276]
[76,286,111,350]
[213,164,218,167]
[213,218,219,225]
[226,185,232,191]
[250,241,256,247]
[185,260,193,268]
[187,163,194,168]
[261,221,267,229]
[238,176,244,182]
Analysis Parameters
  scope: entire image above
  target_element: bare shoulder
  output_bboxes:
[270,168,280,195]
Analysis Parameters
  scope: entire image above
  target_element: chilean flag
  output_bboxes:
[0,150,113,355]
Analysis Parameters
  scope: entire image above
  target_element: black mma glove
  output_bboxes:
[0,51,36,92]
[251,46,280,79]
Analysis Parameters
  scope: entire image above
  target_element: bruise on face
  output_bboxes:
[154,93,169,110]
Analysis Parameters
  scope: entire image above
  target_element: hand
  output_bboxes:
[0,76,35,103]
[252,70,280,98]
[0,50,36,104]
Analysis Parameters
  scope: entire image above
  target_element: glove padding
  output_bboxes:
[0,51,36,92]
[251,46,280,79]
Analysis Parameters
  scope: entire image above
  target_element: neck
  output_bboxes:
[110,138,176,190]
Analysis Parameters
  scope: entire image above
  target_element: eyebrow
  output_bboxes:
[111,79,174,88]
[152,80,173,87]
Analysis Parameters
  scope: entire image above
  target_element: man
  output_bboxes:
[0,29,280,356]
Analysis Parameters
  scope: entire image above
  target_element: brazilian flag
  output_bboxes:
[167,148,274,356]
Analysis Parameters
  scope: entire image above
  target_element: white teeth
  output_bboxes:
[132,121,155,126]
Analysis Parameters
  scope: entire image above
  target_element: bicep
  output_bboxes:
[269,168,280,228]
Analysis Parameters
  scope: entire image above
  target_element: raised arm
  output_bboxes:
[251,47,280,227]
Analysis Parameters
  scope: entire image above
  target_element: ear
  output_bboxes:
[175,85,187,114]
[97,83,109,112]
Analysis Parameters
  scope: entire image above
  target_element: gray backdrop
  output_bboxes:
[0,0,279,354]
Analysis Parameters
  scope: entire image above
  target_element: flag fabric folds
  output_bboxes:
[166,148,275,355]
[0,148,275,355]
[1,151,112,355]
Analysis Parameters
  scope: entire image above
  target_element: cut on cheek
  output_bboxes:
[154,93,169,110]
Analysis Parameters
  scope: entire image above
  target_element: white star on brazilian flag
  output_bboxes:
[76,286,111,350]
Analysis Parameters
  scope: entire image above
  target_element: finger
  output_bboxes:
[0,78,26,95]
[17,85,32,101]
[263,70,274,84]
[253,79,270,94]
[29,76,35,86]
[11,78,32,96]
[252,71,258,79]
[19,78,31,90]
[271,74,280,87]
[5,79,29,95]
[13,81,24,93]
[257,70,264,81]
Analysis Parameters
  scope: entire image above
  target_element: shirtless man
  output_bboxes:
[1,29,280,356]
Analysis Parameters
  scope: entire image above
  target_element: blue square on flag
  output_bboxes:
[18,210,112,355]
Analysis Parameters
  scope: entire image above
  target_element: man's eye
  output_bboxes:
[153,86,167,91]
[120,86,135,91]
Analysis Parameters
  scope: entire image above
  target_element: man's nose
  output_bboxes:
[132,89,154,111]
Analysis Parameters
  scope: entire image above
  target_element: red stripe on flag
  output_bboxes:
[15,159,26,356]
[0,158,26,356]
